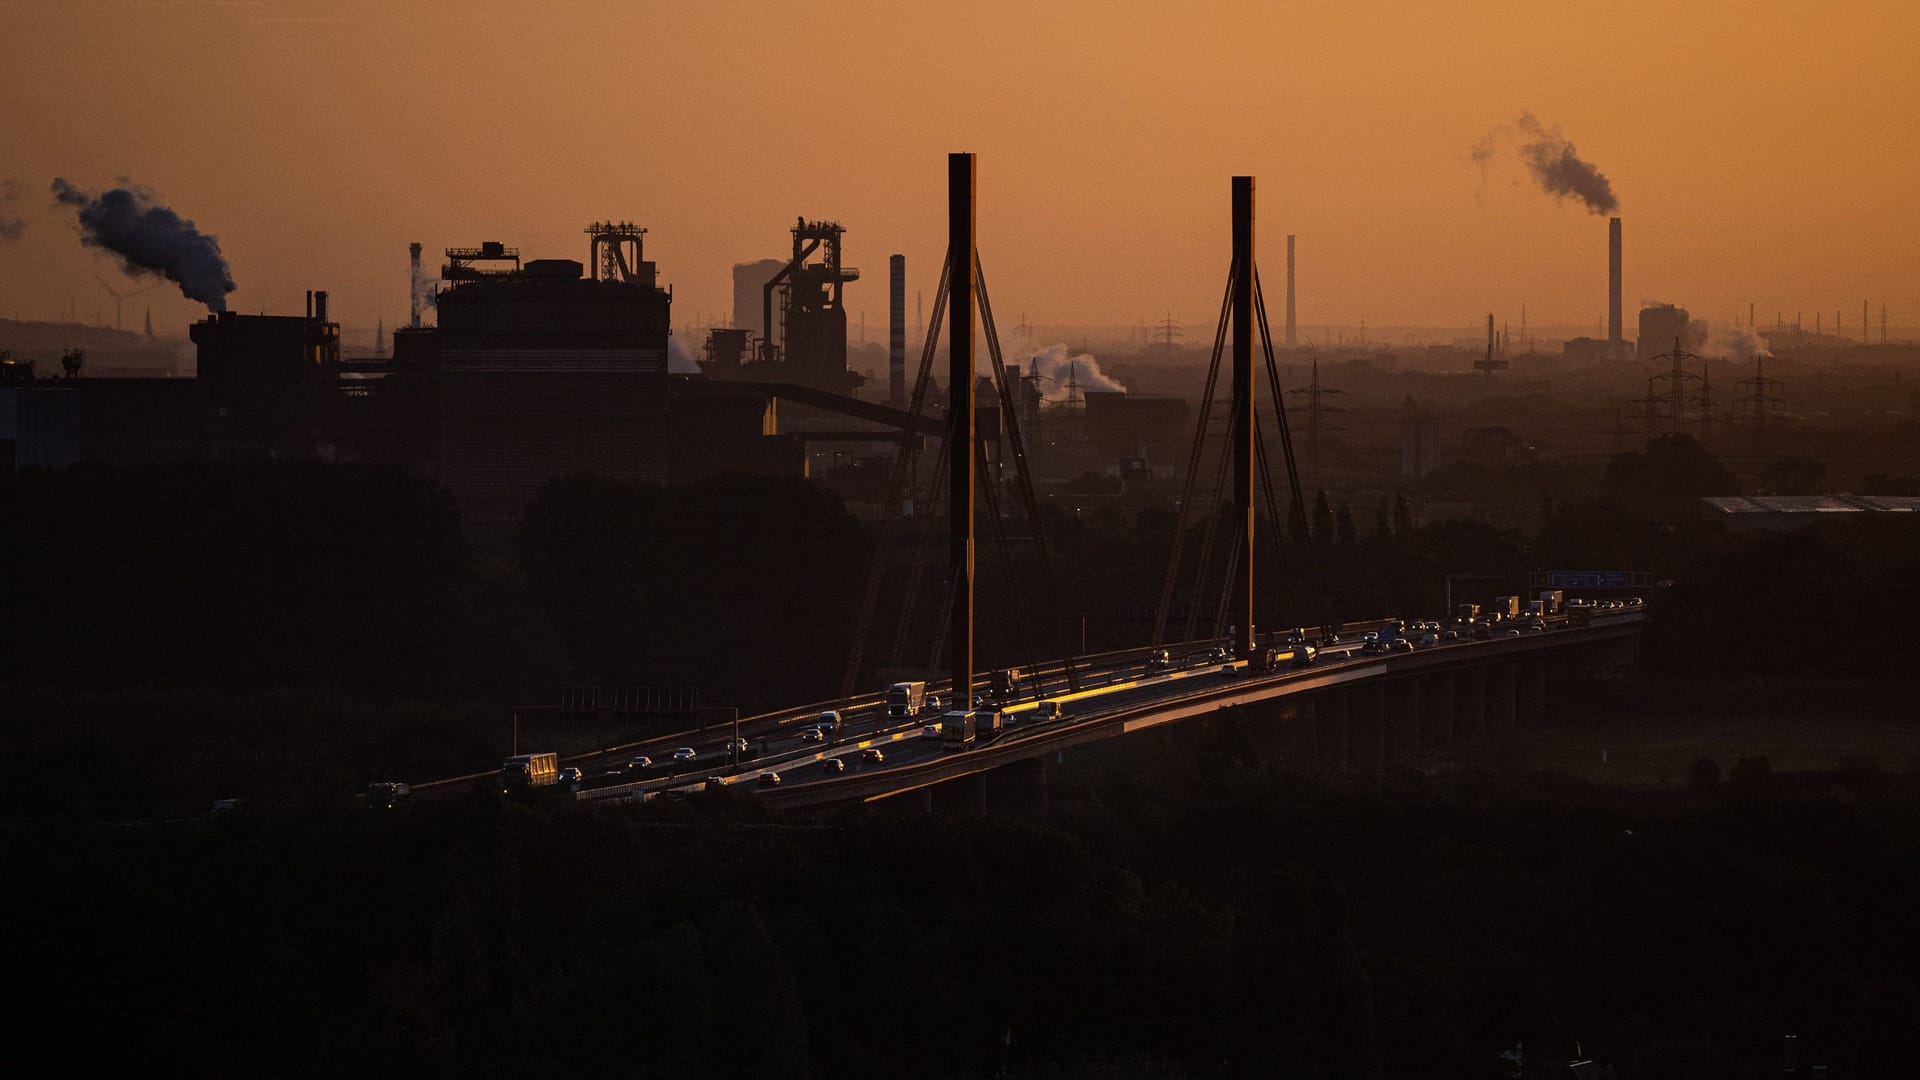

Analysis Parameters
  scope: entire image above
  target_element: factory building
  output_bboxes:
[1638,303,1705,362]
[191,291,342,455]
[732,259,786,340]
[432,225,671,522]
[1084,392,1190,466]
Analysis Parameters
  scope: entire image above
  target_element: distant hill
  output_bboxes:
[0,318,191,376]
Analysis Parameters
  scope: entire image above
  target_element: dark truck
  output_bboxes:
[990,668,1025,699]
[501,752,559,793]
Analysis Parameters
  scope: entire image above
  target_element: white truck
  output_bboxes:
[887,681,927,720]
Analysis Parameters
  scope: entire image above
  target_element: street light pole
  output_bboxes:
[730,707,741,768]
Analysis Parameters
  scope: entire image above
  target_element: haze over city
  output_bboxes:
[7,4,1920,1077]
[3,0,1915,340]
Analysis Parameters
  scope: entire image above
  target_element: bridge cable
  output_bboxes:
[839,249,953,702]
[1183,401,1239,645]
[888,433,949,671]
[1254,269,1333,634]
[976,254,1082,691]
[1151,257,1238,647]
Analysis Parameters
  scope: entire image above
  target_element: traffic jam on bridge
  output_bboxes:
[464,590,1646,810]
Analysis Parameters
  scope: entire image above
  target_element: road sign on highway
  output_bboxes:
[1536,570,1652,590]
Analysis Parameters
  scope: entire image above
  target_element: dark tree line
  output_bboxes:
[8,743,1919,1078]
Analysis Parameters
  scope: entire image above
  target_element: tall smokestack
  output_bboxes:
[1284,234,1297,346]
[888,254,905,407]
[1608,217,1622,348]
[408,242,423,329]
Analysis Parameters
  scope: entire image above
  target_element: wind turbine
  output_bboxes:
[92,274,161,331]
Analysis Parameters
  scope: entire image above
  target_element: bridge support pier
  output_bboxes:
[1353,683,1387,768]
[1457,668,1487,740]
[983,756,1052,816]
[1521,659,1549,726]
[1425,671,1455,748]
[930,770,988,816]
[1315,692,1349,769]
[1491,662,1518,732]
[1387,678,1422,754]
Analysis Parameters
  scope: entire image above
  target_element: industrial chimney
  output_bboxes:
[1284,234,1297,347]
[408,242,423,329]
[1607,217,1622,350]
[889,254,905,407]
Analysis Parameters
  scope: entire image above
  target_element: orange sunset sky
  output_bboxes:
[3,0,1916,344]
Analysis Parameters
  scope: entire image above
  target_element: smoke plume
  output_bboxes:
[1515,112,1618,215]
[1470,112,1620,215]
[667,334,702,374]
[1703,325,1771,363]
[411,261,438,322]
[0,179,25,243]
[1025,344,1125,403]
[50,178,236,311]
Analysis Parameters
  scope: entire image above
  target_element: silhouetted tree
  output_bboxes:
[1335,501,1357,547]
[1601,433,1739,522]
[1759,455,1827,495]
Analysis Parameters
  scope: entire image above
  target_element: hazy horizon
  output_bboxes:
[2,1,1914,345]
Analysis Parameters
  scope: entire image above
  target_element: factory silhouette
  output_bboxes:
[4,214,1199,526]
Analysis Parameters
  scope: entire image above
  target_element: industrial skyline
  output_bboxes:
[1,2,1914,344]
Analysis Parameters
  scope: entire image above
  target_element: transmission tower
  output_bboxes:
[1472,313,1508,380]
[1286,356,1344,480]
[1156,311,1182,352]
[1735,355,1785,454]
[1647,337,1700,435]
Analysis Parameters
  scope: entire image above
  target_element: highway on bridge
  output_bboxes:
[406,608,1643,811]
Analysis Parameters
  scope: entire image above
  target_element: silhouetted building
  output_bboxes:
[1084,392,1188,464]
[755,219,862,395]
[190,293,342,455]
[5,380,203,469]
[732,259,785,338]
[434,237,671,522]
[1638,303,1704,362]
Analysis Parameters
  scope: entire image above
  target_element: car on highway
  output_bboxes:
[1036,700,1064,722]
[1416,633,1440,649]
[1206,646,1230,663]
[858,748,885,765]
[628,756,652,770]
[1148,648,1172,671]
[921,724,941,739]
[672,747,697,762]
[926,693,943,710]
[726,737,749,755]
[972,694,989,709]
[822,757,847,775]
[367,782,412,808]
[558,768,584,785]
[757,771,782,788]
[1387,639,1415,654]
[799,727,826,744]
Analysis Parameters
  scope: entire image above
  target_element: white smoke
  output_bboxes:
[410,263,438,324]
[667,333,702,374]
[1025,343,1125,403]
[1701,324,1771,363]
